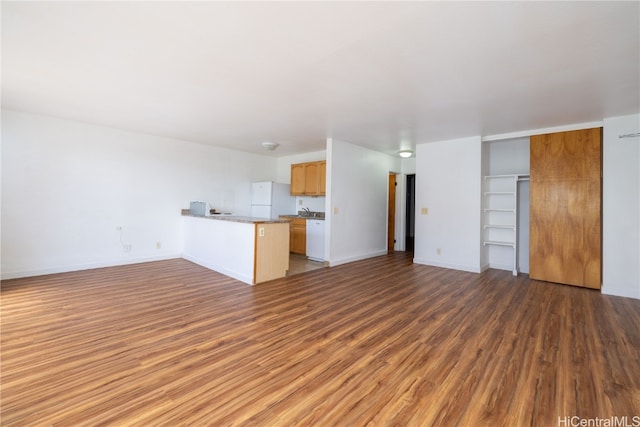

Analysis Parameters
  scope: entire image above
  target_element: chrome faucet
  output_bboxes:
[303,207,311,215]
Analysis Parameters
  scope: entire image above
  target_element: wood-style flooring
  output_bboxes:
[287,254,326,277]
[2,253,639,426]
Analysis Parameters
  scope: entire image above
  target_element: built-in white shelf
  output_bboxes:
[484,208,515,212]
[482,174,529,275]
[484,174,516,179]
[483,240,516,247]
[484,174,530,181]
[483,191,516,196]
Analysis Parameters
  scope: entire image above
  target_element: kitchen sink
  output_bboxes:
[281,212,325,219]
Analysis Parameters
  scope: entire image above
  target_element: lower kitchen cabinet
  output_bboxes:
[290,218,306,255]
[281,216,306,255]
[183,215,289,285]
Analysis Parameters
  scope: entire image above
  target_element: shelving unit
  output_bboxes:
[482,174,529,275]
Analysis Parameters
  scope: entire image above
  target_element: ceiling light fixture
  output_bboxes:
[261,141,279,151]
[399,150,413,158]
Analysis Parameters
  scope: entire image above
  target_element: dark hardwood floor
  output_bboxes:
[2,253,639,426]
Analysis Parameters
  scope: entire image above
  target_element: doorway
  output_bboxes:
[388,173,396,253]
[405,174,415,253]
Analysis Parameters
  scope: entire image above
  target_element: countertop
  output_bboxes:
[182,212,290,224]
[279,215,325,221]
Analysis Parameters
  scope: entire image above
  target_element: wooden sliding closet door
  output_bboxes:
[529,128,602,289]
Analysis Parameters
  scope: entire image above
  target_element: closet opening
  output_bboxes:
[405,174,415,253]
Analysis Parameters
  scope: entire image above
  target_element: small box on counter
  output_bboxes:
[189,201,210,216]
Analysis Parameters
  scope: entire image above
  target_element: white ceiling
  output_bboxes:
[2,1,639,157]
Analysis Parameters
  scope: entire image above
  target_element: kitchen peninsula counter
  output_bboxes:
[278,215,325,220]
[181,212,290,224]
[182,212,290,285]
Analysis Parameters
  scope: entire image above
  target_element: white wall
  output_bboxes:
[602,114,640,299]
[401,157,416,175]
[485,137,530,175]
[1,110,276,279]
[414,136,483,272]
[326,138,400,266]
[296,196,326,214]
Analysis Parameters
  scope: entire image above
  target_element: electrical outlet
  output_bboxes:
[123,244,132,252]
[299,199,303,205]
[421,207,429,215]
[436,248,441,255]
[156,241,161,249]
[333,207,339,214]
[259,227,265,237]
[115,226,122,231]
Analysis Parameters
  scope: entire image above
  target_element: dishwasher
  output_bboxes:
[306,219,325,262]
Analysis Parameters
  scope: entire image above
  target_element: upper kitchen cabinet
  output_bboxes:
[291,163,305,195]
[318,161,326,195]
[290,161,326,196]
[305,162,319,194]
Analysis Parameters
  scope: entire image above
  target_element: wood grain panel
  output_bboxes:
[291,217,306,255]
[254,222,290,284]
[304,162,319,195]
[318,161,326,195]
[2,253,638,426]
[530,128,602,288]
[290,163,305,195]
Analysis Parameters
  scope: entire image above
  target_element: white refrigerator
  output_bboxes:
[251,181,296,219]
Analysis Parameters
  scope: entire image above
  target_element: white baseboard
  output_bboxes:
[602,283,640,300]
[487,262,513,272]
[1,253,182,280]
[412,257,482,274]
[182,254,253,285]
[328,250,388,267]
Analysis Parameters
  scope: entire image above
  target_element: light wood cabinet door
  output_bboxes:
[254,223,289,284]
[291,163,305,195]
[290,218,306,255]
[290,160,326,196]
[304,162,319,195]
[318,161,326,195]
[530,128,602,289]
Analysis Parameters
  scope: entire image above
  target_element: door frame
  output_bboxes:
[388,173,396,252]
